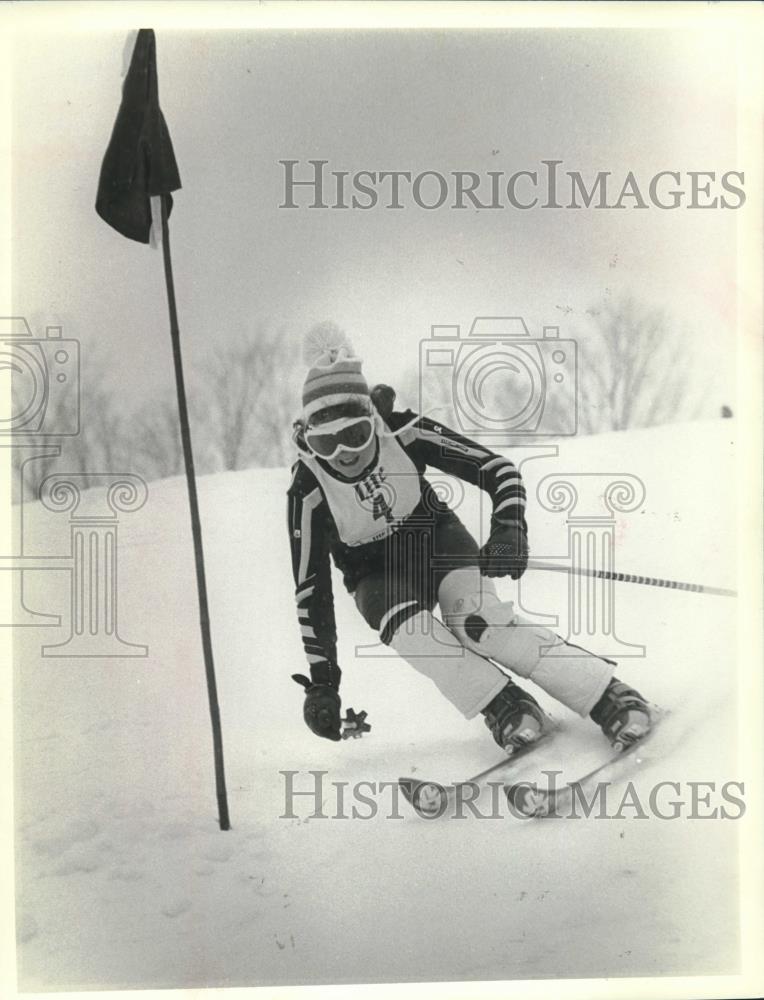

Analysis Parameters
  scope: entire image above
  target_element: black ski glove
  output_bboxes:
[480,520,529,580]
[292,673,342,742]
[370,383,396,420]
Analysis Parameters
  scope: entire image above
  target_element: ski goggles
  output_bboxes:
[304,415,375,460]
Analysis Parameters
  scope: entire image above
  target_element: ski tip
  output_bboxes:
[398,778,451,818]
[505,782,552,818]
[398,778,416,805]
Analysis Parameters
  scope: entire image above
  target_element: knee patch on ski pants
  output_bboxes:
[379,599,507,720]
[437,568,613,717]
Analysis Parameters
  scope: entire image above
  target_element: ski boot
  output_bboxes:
[482,679,546,754]
[590,677,651,751]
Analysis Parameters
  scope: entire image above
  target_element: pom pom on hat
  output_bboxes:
[303,321,356,367]
[301,322,370,421]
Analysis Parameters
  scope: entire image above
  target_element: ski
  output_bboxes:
[399,730,556,818]
[505,710,665,819]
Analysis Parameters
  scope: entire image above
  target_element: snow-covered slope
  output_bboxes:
[14,420,742,989]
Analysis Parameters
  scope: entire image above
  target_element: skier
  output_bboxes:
[287,328,651,752]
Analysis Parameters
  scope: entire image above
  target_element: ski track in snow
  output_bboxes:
[14,421,742,989]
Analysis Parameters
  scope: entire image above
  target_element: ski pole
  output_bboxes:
[526,560,737,598]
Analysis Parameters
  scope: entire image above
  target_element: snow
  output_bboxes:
[13,419,744,989]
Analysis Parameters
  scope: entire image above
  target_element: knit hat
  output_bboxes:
[301,324,370,422]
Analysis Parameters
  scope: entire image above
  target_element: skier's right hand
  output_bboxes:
[480,520,529,580]
[292,674,342,741]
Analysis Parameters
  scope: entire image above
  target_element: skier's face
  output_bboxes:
[323,434,377,476]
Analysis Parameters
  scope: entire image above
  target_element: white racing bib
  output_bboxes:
[301,432,422,546]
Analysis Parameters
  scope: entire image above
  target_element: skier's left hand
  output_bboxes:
[292,674,343,741]
[480,521,529,580]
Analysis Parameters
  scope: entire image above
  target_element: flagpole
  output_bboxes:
[158,194,231,831]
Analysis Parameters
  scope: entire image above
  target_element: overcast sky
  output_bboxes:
[12,24,742,416]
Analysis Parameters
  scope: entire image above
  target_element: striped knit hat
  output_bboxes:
[301,324,370,422]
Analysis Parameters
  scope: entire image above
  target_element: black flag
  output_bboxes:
[96,28,181,243]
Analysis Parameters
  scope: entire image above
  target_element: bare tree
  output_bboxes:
[200,325,301,471]
[130,396,184,481]
[576,294,704,434]
[83,384,133,470]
